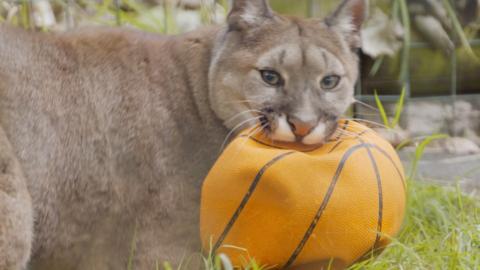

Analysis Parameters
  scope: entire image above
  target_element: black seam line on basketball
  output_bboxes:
[212,151,296,254]
[357,130,369,136]
[282,143,374,269]
[352,134,405,186]
[327,130,369,154]
[327,140,343,153]
[359,138,384,249]
[355,137,384,251]
[351,144,407,263]
[370,145,406,191]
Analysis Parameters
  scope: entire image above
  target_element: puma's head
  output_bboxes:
[209,0,367,145]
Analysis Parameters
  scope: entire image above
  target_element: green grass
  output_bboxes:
[198,180,479,270]
[349,180,480,270]
[374,86,406,129]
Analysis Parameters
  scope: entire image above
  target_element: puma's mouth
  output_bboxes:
[256,109,338,145]
[259,114,270,131]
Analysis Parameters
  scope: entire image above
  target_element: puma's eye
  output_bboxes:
[320,75,341,90]
[260,70,283,86]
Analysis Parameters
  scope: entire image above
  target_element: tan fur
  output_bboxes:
[0,1,366,269]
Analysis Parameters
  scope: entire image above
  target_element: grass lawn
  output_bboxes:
[199,180,479,270]
[349,180,479,270]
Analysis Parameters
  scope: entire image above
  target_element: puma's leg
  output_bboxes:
[129,176,204,270]
[132,218,203,270]
[0,127,33,270]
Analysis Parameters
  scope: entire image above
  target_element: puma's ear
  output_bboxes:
[227,0,274,31]
[326,0,368,48]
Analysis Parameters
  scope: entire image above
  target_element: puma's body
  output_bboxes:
[0,0,367,269]
[0,26,226,269]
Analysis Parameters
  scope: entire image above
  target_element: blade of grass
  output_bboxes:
[441,0,479,61]
[0,7,5,22]
[118,0,165,33]
[391,0,399,21]
[398,0,410,83]
[409,133,449,180]
[368,56,385,77]
[163,0,177,34]
[20,0,30,29]
[87,0,114,24]
[454,183,465,224]
[374,90,390,128]
[127,221,138,270]
[396,138,412,151]
[113,0,122,25]
[391,86,406,128]
[218,254,233,270]
[163,261,173,270]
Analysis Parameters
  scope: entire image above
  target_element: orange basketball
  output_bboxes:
[200,120,406,269]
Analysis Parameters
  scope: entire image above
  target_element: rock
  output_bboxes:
[446,101,480,135]
[361,8,404,58]
[407,0,479,55]
[32,0,56,28]
[371,99,480,155]
[413,14,454,55]
[430,137,480,155]
[405,101,450,136]
[405,100,480,138]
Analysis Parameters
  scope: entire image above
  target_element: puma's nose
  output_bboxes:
[287,117,315,138]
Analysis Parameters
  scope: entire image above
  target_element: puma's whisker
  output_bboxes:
[224,109,263,124]
[334,128,359,138]
[219,116,262,153]
[230,123,266,159]
[344,118,388,128]
[220,99,263,105]
[353,99,380,112]
[349,112,381,117]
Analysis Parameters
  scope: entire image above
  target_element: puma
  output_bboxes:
[0,0,366,269]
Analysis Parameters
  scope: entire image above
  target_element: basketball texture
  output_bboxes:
[200,120,406,269]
